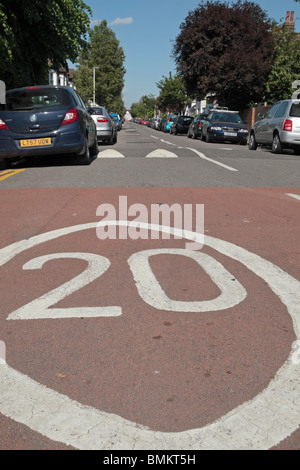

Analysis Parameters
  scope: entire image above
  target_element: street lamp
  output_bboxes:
[93,67,99,105]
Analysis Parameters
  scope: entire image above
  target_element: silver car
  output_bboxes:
[248,99,300,154]
[89,106,117,145]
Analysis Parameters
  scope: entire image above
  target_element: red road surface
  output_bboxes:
[0,187,299,449]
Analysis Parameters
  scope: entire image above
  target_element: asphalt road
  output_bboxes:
[0,121,299,452]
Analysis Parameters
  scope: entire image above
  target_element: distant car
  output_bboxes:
[109,113,122,131]
[201,110,248,144]
[170,115,194,135]
[0,85,98,168]
[89,105,117,145]
[248,99,300,154]
[164,116,175,132]
[158,118,167,131]
[187,113,205,139]
[141,118,149,125]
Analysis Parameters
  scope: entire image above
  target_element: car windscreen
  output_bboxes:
[179,117,194,123]
[290,103,300,117]
[1,88,72,111]
[92,107,105,115]
[212,113,242,123]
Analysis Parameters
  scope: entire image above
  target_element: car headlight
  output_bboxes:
[210,126,222,131]
[239,129,248,133]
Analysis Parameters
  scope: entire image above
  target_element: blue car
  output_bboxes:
[0,85,98,168]
[109,113,122,131]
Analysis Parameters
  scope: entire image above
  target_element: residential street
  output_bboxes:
[0,121,299,450]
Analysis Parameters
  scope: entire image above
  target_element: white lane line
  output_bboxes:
[145,149,178,158]
[160,139,177,146]
[151,135,159,140]
[285,193,300,201]
[97,150,125,158]
[185,147,238,172]
[0,221,299,449]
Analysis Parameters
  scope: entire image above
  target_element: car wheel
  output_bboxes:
[90,134,99,155]
[294,148,300,155]
[206,131,212,143]
[109,131,117,145]
[187,129,191,138]
[76,136,91,165]
[248,132,258,150]
[272,133,282,154]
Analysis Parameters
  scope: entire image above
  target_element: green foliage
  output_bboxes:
[172,0,275,109]
[156,72,190,113]
[265,26,300,103]
[74,20,126,111]
[131,95,157,118]
[0,0,91,89]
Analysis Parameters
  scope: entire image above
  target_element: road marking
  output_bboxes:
[145,149,178,158]
[97,149,125,158]
[160,139,177,146]
[128,248,246,312]
[285,193,300,201]
[185,148,238,172]
[0,169,25,181]
[0,221,299,449]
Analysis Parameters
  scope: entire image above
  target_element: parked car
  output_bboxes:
[158,118,167,131]
[89,105,117,145]
[109,113,122,131]
[187,113,205,139]
[201,110,248,144]
[141,118,149,125]
[248,99,300,154]
[0,85,98,168]
[164,116,175,132]
[170,115,194,135]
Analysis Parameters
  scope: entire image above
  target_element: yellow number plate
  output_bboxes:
[20,138,52,147]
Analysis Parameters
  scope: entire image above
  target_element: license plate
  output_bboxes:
[224,132,237,137]
[20,138,52,147]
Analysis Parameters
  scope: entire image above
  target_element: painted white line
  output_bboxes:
[185,147,238,172]
[97,150,125,158]
[285,193,300,201]
[151,135,159,140]
[145,149,178,158]
[0,221,299,449]
[160,139,177,146]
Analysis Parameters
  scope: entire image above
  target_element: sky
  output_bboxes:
[75,0,300,109]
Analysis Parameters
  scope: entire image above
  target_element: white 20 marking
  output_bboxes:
[7,249,246,320]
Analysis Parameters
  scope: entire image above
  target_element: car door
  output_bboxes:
[255,103,281,144]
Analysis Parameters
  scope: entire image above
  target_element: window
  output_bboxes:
[274,102,288,118]
[3,88,71,111]
[264,103,281,119]
[290,102,300,117]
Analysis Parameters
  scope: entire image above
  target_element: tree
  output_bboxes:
[74,20,126,110]
[156,72,190,114]
[172,0,275,109]
[0,0,91,88]
[265,22,300,103]
[131,95,157,118]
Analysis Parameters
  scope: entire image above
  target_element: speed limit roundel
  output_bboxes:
[0,220,299,449]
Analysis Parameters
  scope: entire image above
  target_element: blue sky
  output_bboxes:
[76,0,300,109]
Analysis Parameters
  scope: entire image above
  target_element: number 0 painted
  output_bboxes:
[128,248,246,312]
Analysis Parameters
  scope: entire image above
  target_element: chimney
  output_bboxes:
[285,11,295,33]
